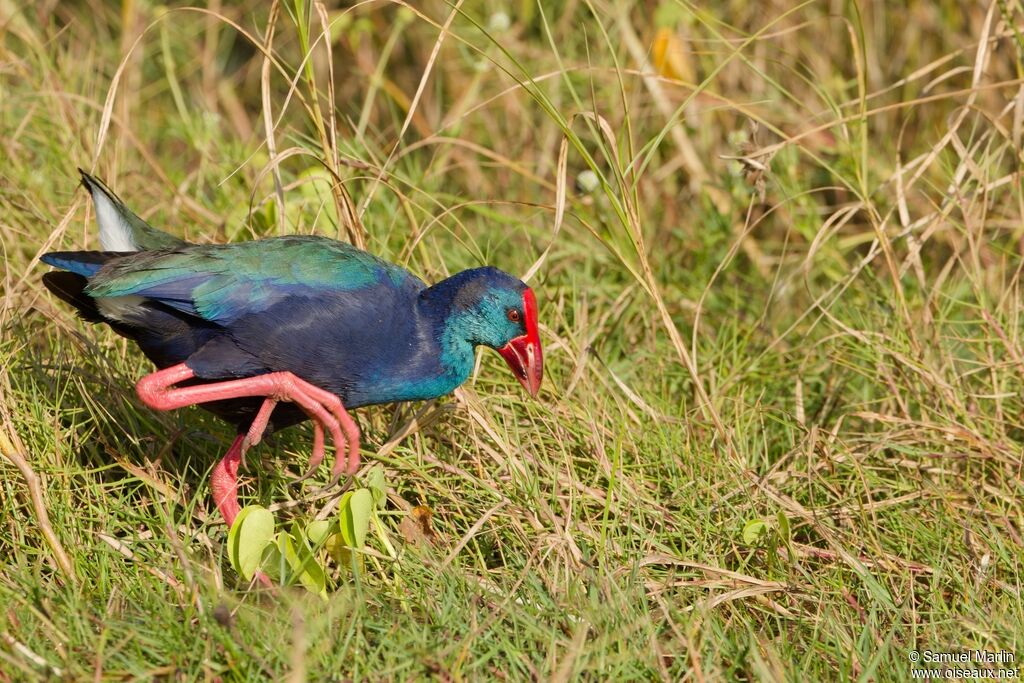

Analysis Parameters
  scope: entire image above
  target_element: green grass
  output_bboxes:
[2,0,1024,679]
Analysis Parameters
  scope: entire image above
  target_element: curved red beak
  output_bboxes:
[497,288,543,397]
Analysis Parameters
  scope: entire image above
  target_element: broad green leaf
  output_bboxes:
[226,505,255,564]
[335,490,354,541]
[291,521,328,597]
[277,533,295,583]
[364,465,386,506]
[776,512,791,546]
[260,542,283,582]
[339,488,373,549]
[279,531,327,598]
[742,519,768,545]
[228,505,276,580]
[325,533,349,565]
[305,519,333,547]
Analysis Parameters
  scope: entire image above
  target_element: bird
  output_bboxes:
[41,170,543,530]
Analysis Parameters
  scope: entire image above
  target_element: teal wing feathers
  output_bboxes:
[86,236,423,324]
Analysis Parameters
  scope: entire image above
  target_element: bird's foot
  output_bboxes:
[238,397,278,469]
[282,379,361,481]
[263,377,360,486]
[244,398,278,447]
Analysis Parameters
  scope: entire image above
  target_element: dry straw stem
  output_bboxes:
[0,391,76,583]
[261,0,286,234]
[358,0,467,222]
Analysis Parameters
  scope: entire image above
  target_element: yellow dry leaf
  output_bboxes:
[651,27,693,83]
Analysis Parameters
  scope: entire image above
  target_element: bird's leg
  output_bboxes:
[137,363,346,456]
[211,434,245,528]
[209,434,273,589]
[137,364,358,589]
[136,363,361,482]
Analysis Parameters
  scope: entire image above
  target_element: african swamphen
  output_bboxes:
[42,171,543,528]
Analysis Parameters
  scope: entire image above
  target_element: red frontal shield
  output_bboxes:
[497,288,543,396]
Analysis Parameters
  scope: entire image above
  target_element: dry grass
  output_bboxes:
[2,0,1024,679]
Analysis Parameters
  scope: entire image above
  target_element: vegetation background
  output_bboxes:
[2,0,1023,679]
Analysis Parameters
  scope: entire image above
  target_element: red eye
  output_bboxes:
[507,309,521,322]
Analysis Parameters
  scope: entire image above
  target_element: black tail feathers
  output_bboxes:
[42,272,104,323]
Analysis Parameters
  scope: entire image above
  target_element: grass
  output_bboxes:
[2,0,1024,679]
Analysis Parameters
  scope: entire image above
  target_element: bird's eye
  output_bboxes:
[507,308,521,323]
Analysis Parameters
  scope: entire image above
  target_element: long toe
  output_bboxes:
[315,468,355,495]
[245,398,278,449]
[278,381,347,469]
[291,421,326,485]
[302,385,361,477]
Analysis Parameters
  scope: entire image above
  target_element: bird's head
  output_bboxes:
[423,267,543,397]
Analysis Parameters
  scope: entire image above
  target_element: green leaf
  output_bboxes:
[226,506,254,565]
[776,511,791,546]
[339,488,373,549]
[742,519,768,545]
[364,465,387,506]
[260,542,283,582]
[292,522,328,597]
[277,533,296,582]
[335,490,353,528]
[325,532,349,566]
[305,519,333,547]
[228,505,276,580]
[279,531,327,598]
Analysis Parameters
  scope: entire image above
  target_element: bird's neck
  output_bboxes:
[416,273,483,384]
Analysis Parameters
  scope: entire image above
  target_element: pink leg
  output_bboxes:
[137,363,361,477]
[211,434,245,527]
[210,434,273,588]
[138,362,361,514]
[239,398,277,469]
